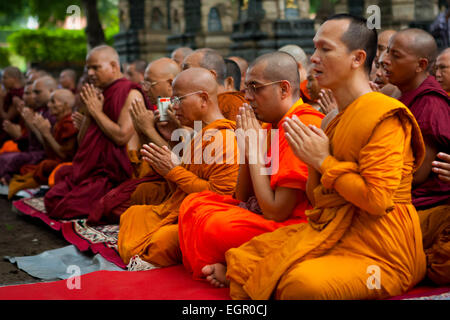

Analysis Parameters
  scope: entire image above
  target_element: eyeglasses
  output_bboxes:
[243,80,285,95]
[170,91,204,105]
[140,79,169,91]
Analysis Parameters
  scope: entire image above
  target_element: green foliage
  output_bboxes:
[0,46,11,68]
[7,28,117,64]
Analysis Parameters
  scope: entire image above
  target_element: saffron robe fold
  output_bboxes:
[44,78,147,220]
[217,91,247,121]
[225,92,426,300]
[399,75,450,209]
[178,99,324,279]
[118,118,239,266]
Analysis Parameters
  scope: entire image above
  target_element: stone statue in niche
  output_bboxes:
[151,7,164,30]
[208,7,223,32]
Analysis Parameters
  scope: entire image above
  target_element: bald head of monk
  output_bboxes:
[228,56,248,91]
[244,51,300,124]
[383,28,438,93]
[171,47,194,67]
[2,66,24,90]
[181,49,227,91]
[171,67,223,128]
[377,29,396,60]
[144,57,181,105]
[278,44,309,82]
[48,89,75,120]
[32,76,58,108]
[126,60,147,84]
[435,48,450,93]
[86,45,122,88]
[59,69,77,91]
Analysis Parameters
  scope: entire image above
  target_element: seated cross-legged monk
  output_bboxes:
[7,89,78,198]
[206,14,427,300]
[86,57,181,225]
[178,51,324,281]
[182,48,248,121]
[43,45,148,220]
[118,67,240,268]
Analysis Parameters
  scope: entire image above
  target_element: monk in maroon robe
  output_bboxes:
[384,28,450,209]
[44,45,148,220]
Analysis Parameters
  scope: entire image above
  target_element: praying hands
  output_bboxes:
[80,83,104,116]
[283,115,330,172]
[140,142,181,176]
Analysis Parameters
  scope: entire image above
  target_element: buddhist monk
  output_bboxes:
[224,58,241,92]
[278,44,309,83]
[125,60,147,84]
[371,51,402,98]
[0,76,57,185]
[383,28,450,210]
[435,47,450,93]
[178,51,324,281]
[0,66,25,146]
[182,49,248,121]
[87,58,181,225]
[205,14,427,300]
[7,89,78,198]
[44,45,148,220]
[58,69,77,94]
[228,56,248,91]
[432,152,450,182]
[170,47,194,68]
[118,67,239,268]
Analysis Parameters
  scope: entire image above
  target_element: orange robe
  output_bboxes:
[118,118,239,267]
[225,92,427,300]
[217,91,247,121]
[178,99,324,279]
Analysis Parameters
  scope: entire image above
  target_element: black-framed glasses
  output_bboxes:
[243,80,285,95]
[170,90,204,105]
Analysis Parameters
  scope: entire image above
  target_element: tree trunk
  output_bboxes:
[82,0,105,50]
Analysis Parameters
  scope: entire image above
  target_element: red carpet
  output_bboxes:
[0,265,230,300]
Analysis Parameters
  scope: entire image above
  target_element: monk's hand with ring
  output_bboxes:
[236,103,264,162]
[80,83,104,116]
[140,142,181,176]
[283,115,330,172]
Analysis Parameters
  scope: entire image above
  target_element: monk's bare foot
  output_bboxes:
[202,263,229,288]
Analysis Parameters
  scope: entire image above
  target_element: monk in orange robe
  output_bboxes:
[179,52,324,280]
[205,14,427,300]
[118,67,239,268]
[182,48,248,121]
[8,89,78,198]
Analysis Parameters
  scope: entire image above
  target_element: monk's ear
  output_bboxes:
[224,76,234,92]
[209,69,218,79]
[279,80,291,99]
[352,49,367,70]
[417,58,429,73]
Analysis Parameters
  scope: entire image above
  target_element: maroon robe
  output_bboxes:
[44,78,147,219]
[0,87,24,146]
[399,75,450,209]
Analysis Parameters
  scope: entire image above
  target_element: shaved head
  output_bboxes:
[172,67,221,127]
[249,51,301,98]
[171,47,194,67]
[36,76,58,91]
[392,28,438,70]
[87,45,120,64]
[278,44,309,69]
[377,30,396,53]
[144,57,181,104]
[182,49,227,86]
[228,56,248,75]
[3,66,24,81]
[435,48,450,92]
[53,89,76,109]
[173,67,218,96]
